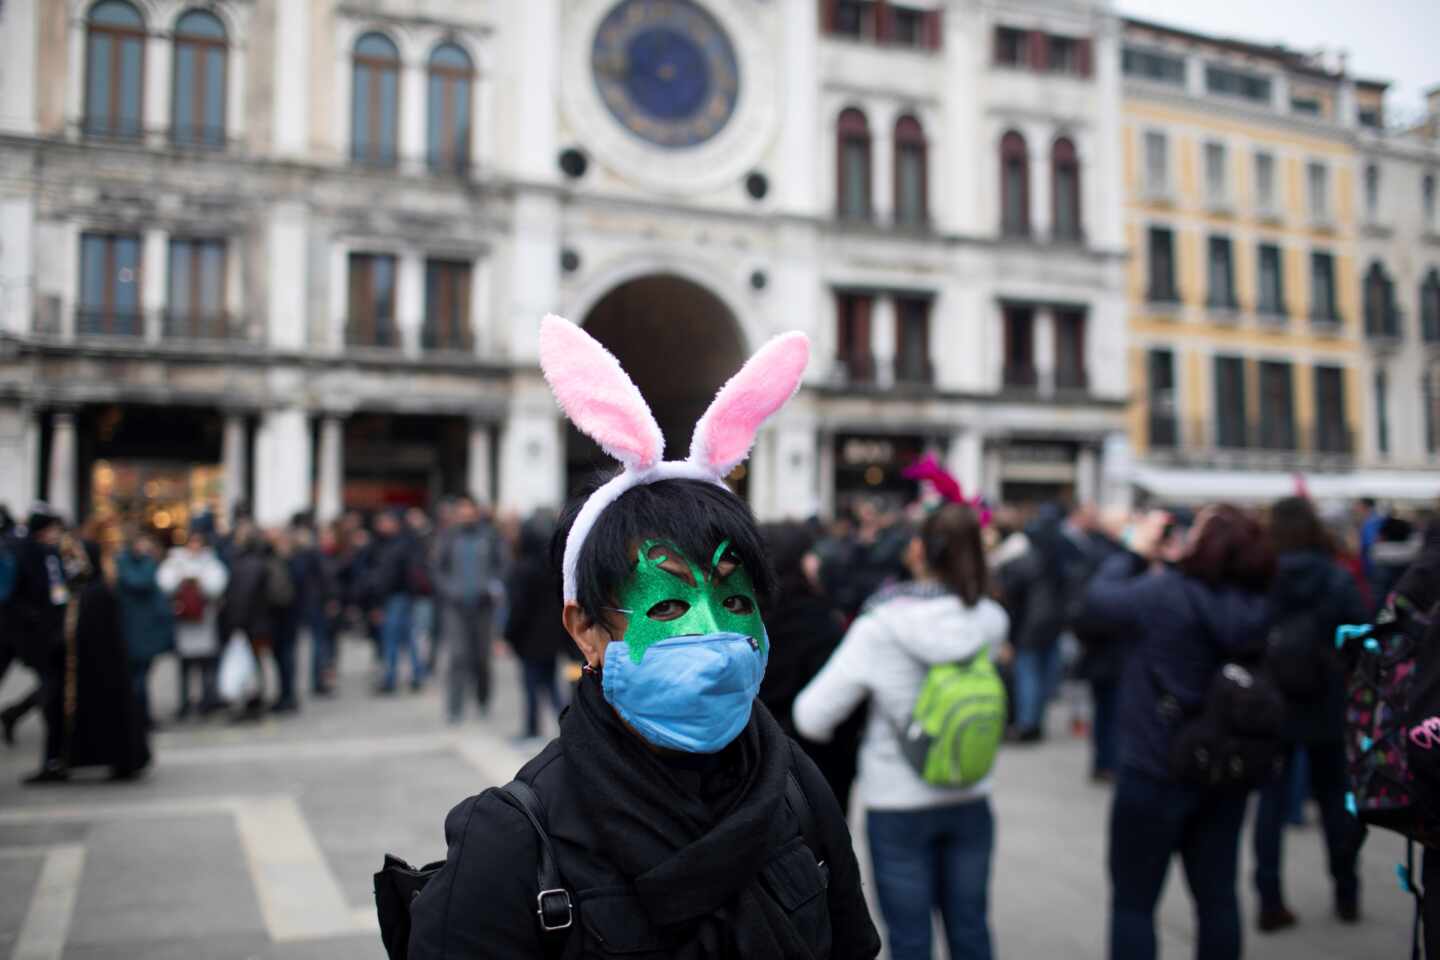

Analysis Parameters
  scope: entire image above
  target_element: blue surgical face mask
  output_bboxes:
[601,630,768,753]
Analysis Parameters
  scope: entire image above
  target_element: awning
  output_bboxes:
[1130,466,1440,505]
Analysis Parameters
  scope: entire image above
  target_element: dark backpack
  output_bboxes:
[375,771,821,960]
[173,577,206,623]
[1338,593,1440,848]
[1265,608,1336,703]
[1154,589,1286,790]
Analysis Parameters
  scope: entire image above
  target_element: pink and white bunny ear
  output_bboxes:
[539,314,664,472]
[689,332,809,477]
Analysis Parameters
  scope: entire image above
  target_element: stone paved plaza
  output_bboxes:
[0,639,1415,959]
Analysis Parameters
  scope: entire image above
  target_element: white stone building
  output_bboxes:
[1353,90,1440,496]
[0,0,1129,531]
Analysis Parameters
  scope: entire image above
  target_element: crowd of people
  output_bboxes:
[0,493,576,784]
[3,480,1438,958]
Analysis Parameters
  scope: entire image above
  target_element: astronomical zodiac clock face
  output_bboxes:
[591,0,741,149]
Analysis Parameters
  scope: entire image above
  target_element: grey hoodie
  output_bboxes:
[794,585,1010,810]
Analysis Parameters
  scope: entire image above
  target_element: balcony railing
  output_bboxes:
[893,358,935,386]
[76,308,144,338]
[1310,311,1344,335]
[1364,308,1404,341]
[420,325,474,354]
[1055,366,1089,392]
[345,320,400,349]
[833,353,876,385]
[170,124,227,149]
[1002,365,1038,391]
[163,311,246,341]
[1152,418,1355,466]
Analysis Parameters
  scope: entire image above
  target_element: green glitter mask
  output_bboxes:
[611,539,766,664]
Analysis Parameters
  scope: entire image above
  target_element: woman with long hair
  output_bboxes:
[795,504,1010,960]
[1083,505,1275,960]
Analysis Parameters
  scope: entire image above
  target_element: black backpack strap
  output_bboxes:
[783,745,829,885]
[496,779,575,942]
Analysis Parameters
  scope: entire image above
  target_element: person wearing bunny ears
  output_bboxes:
[407,316,881,959]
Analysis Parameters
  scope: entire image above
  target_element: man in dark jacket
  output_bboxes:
[501,512,567,740]
[408,478,881,960]
[1252,497,1368,932]
[372,511,422,693]
[1068,506,1130,781]
[433,495,505,720]
[2,505,68,759]
[999,502,1088,742]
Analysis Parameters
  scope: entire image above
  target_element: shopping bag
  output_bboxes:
[217,631,258,702]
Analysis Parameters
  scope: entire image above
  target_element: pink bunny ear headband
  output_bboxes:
[539,314,810,602]
[902,453,993,528]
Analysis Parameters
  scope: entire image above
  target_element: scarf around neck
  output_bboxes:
[561,673,817,958]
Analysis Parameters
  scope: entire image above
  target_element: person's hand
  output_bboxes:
[1129,510,1171,562]
[996,643,1015,667]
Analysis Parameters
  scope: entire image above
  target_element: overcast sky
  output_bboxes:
[1116,0,1439,124]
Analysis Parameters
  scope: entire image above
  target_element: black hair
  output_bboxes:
[553,476,776,633]
[761,521,818,601]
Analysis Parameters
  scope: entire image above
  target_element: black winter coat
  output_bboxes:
[1082,553,1272,780]
[502,555,570,661]
[1268,550,1368,744]
[409,695,879,960]
[8,537,66,666]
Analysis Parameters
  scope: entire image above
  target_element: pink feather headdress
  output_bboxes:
[902,453,992,527]
[538,314,810,602]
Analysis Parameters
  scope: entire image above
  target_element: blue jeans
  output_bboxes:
[381,594,422,689]
[306,607,333,692]
[867,799,994,960]
[1252,742,1359,911]
[1091,677,1120,776]
[1109,772,1246,960]
[1014,644,1063,732]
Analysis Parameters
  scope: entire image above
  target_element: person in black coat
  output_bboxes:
[408,478,880,960]
[1068,507,1131,781]
[2,505,68,760]
[502,512,570,740]
[1082,505,1275,960]
[758,521,866,814]
[1251,496,1367,933]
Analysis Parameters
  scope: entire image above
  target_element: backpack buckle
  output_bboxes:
[537,888,573,932]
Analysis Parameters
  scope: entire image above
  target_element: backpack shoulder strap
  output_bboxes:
[496,779,575,946]
[783,744,827,870]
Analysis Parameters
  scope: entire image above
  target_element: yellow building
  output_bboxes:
[1120,18,1384,504]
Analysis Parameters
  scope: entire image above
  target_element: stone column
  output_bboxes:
[143,31,171,148]
[0,403,37,511]
[776,0,820,216]
[315,414,345,524]
[498,379,562,514]
[221,412,249,517]
[467,419,495,505]
[816,429,836,520]
[872,127,894,225]
[1075,444,1099,506]
[982,442,1003,504]
[143,228,167,342]
[271,0,311,157]
[266,203,309,350]
[871,295,896,387]
[767,421,820,520]
[253,407,312,527]
[946,430,984,500]
[47,410,77,523]
[397,251,424,357]
[1034,306,1056,396]
[400,59,426,175]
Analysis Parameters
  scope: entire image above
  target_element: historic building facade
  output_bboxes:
[1120,17,1440,505]
[0,0,1131,529]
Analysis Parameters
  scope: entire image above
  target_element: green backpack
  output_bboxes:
[893,648,1007,787]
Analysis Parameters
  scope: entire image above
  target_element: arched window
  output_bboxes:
[172,9,227,147]
[893,114,927,228]
[1000,130,1029,237]
[1421,268,1440,343]
[836,107,871,221]
[1052,136,1081,242]
[84,0,146,139]
[1364,261,1397,338]
[352,32,400,167]
[427,43,474,174]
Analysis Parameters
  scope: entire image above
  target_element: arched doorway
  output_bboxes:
[568,274,748,494]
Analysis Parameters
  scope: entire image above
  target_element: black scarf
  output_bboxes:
[561,674,816,959]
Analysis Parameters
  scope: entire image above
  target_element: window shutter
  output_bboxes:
[1029,30,1048,71]
[992,26,1003,65]
[820,0,836,34]
[1077,37,1093,77]
[924,9,943,51]
[874,1,891,44]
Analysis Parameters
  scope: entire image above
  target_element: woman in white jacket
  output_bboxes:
[157,531,229,718]
[794,503,1009,960]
